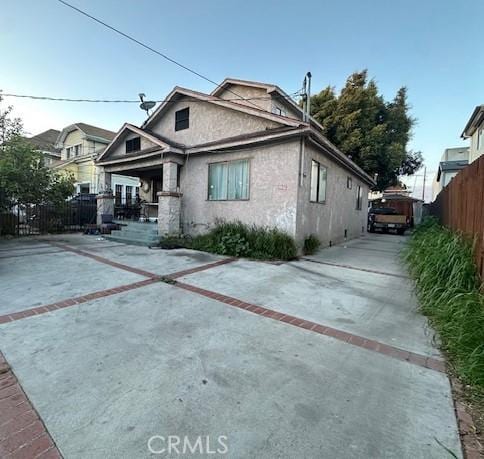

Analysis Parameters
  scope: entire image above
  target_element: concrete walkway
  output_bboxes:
[0,233,461,458]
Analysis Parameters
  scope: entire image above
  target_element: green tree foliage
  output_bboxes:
[310,70,422,190]
[0,94,23,147]
[0,136,75,209]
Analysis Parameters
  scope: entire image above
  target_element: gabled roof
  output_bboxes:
[141,86,305,131]
[26,129,61,155]
[461,105,484,138]
[56,123,116,146]
[96,123,183,163]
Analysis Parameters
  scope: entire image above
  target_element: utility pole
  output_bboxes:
[422,166,427,202]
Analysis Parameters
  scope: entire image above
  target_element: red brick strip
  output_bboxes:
[174,281,445,373]
[0,279,159,325]
[301,257,410,279]
[167,257,237,279]
[0,352,62,459]
[450,379,483,459]
[47,241,160,279]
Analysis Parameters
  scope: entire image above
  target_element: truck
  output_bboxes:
[367,207,410,235]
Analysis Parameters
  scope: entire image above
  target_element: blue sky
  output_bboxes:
[1,0,483,197]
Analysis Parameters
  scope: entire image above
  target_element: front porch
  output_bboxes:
[96,150,184,238]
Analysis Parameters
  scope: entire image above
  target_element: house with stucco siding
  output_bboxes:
[95,78,374,248]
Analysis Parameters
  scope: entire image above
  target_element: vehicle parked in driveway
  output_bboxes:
[368,207,409,235]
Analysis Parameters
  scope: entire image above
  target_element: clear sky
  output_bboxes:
[1,0,483,199]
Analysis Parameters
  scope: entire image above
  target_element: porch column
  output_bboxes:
[158,162,182,236]
[96,170,114,225]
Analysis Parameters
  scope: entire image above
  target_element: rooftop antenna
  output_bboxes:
[139,93,156,116]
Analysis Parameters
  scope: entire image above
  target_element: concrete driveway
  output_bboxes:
[0,233,461,458]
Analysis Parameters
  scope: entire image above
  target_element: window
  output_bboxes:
[74,145,80,156]
[175,107,189,131]
[126,137,141,153]
[79,184,90,194]
[478,128,484,151]
[356,185,363,210]
[115,184,123,205]
[126,186,133,204]
[208,159,249,200]
[271,105,287,117]
[347,177,352,189]
[66,147,72,159]
[135,186,140,201]
[310,160,327,203]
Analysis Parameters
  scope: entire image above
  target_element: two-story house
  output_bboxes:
[462,104,484,163]
[53,122,139,198]
[95,78,374,248]
[432,147,470,200]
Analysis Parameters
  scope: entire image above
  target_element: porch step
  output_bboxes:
[106,221,159,247]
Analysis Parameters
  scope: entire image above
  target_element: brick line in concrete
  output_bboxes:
[301,257,410,279]
[173,281,445,373]
[0,250,235,325]
[0,352,62,458]
[0,279,160,325]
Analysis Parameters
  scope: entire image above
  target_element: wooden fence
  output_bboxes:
[430,154,484,279]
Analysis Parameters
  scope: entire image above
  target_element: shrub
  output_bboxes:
[403,217,484,386]
[303,234,320,255]
[191,220,297,260]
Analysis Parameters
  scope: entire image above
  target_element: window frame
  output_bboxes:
[310,159,327,204]
[356,185,363,210]
[347,176,352,189]
[478,127,484,151]
[207,158,250,201]
[115,184,123,205]
[175,107,190,131]
[125,137,141,153]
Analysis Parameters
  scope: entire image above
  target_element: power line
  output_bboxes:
[0,91,302,104]
[55,0,268,110]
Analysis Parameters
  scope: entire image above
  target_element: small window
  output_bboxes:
[310,160,327,203]
[271,105,287,117]
[74,145,80,156]
[126,137,141,153]
[208,159,249,200]
[356,185,363,210]
[175,107,190,131]
[135,186,140,201]
[66,147,71,159]
[79,183,90,194]
[347,177,352,189]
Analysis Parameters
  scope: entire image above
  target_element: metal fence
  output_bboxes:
[0,199,97,237]
[430,154,484,279]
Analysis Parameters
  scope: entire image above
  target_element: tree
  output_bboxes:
[0,94,23,148]
[0,137,75,209]
[309,70,422,190]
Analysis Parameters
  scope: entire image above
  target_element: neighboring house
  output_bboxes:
[96,78,374,247]
[462,105,484,163]
[432,147,469,200]
[53,123,139,197]
[24,129,61,167]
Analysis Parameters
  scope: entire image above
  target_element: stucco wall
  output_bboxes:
[217,84,271,112]
[295,142,369,247]
[151,96,281,146]
[108,132,158,159]
[179,141,300,237]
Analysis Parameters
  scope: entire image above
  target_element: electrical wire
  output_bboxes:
[1,91,302,104]
[55,0,277,111]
